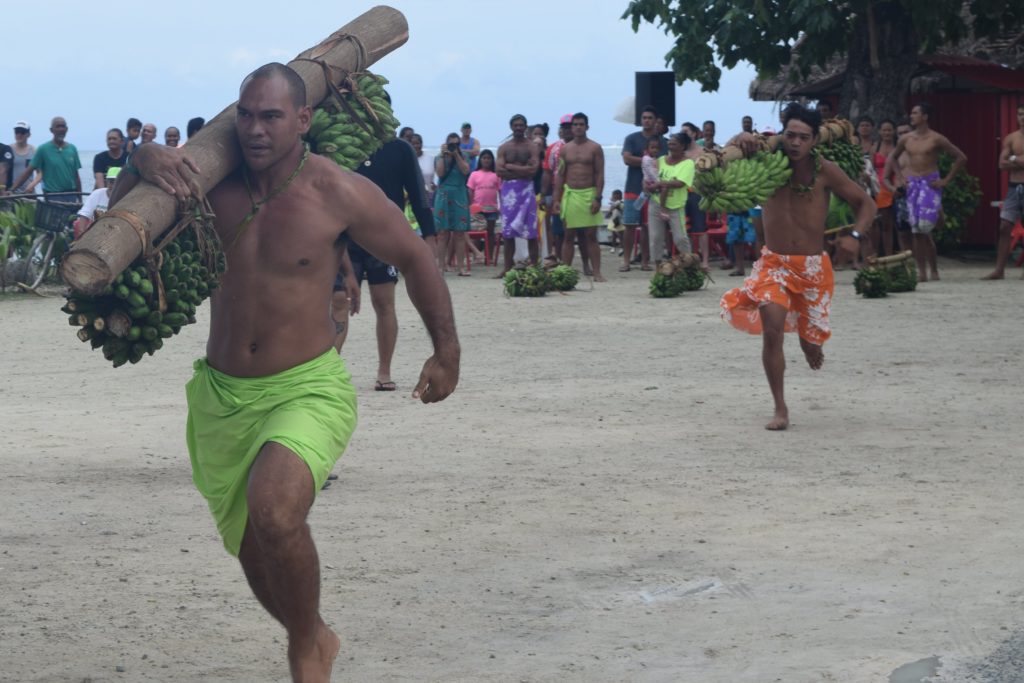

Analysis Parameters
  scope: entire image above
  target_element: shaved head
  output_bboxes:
[242,62,307,110]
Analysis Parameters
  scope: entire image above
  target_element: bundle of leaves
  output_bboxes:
[935,152,982,253]
[503,266,551,297]
[547,264,580,291]
[853,267,889,298]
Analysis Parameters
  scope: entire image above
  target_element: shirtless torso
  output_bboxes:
[496,136,538,181]
[558,138,603,192]
[1002,127,1024,185]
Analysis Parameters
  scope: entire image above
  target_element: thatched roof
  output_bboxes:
[749,26,1024,103]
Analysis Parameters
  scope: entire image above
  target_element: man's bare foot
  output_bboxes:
[930,271,940,281]
[765,408,789,431]
[981,271,1005,280]
[593,273,607,282]
[494,270,507,279]
[800,337,824,370]
[918,274,928,282]
[289,622,340,683]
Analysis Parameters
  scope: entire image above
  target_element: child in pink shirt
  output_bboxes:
[636,137,669,219]
[466,149,502,264]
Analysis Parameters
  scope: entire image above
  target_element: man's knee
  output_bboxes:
[369,283,396,315]
[247,445,313,538]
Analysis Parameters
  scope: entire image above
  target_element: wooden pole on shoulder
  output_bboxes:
[61,5,408,295]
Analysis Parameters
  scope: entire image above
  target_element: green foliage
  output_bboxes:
[934,153,982,253]
[622,1,1023,91]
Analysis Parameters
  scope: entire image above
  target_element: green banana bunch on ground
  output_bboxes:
[503,266,551,297]
[819,138,863,181]
[853,267,889,298]
[305,72,400,170]
[649,272,685,298]
[63,226,226,367]
[648,263,705,298]
[547,264,579,291]
[694,151,793,213]
[886,261,917,292]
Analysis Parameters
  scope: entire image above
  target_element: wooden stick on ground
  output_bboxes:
[61,5,408,295]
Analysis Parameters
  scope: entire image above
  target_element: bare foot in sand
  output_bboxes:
[800,337,824,370]
[981,270,1005,280]
[930,271,940,281]
[289,622,340,683]
[593,274,607,282]
[765,407,789,431]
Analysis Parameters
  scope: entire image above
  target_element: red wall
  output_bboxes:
[913,92,1022,246]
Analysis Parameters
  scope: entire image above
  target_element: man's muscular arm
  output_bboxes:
[998,135,1017,171]
[592,144,605,214]
[825,159,876,237]
[883,138,908,192]
[343,175,460,403]
[935,135,967,188]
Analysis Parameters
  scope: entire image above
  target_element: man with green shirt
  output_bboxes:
[11,116,81,204]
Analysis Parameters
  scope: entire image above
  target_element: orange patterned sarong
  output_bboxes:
[720,248,834,346]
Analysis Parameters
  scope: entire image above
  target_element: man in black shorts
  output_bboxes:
[333,131,436,392]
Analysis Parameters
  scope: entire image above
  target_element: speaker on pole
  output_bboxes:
[635,71,675,127]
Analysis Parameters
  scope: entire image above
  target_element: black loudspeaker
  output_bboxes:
[635,72,676,127]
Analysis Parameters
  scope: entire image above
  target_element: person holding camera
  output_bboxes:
[434,132,472,275]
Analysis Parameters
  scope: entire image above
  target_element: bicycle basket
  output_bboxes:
[34,200,80,233]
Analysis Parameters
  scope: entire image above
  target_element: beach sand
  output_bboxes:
[1,256,1021,682]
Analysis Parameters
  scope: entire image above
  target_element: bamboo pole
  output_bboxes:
[61,5,408,295]
[868,250,913,266]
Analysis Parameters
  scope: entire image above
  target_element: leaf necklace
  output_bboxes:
[231,142,310,247]
[788,149,821,197]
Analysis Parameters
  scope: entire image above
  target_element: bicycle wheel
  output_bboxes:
[21,232,54,291]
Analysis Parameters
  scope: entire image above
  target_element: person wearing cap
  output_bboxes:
[92,128,128,189]
[541,115,574,262]
[459,122,480,171]
[10,116,81,204]
[74,166,120,238]
[7,122,39,195]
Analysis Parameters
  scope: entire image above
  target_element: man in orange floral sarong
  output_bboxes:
[722,104,876,430]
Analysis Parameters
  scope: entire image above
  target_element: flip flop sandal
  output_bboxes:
[374,380,397,391]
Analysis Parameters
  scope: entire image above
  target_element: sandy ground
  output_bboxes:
[1,255,1023,683]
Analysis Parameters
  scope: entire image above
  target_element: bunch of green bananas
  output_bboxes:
[305,72,400,170]
[547,264,579,291]
[649,271,685,298]
[885,261,917,293]
[819,138,863,181]
[853,267,889,298]
[694,151,793,213]
[503,266,551,297]
[63,224,226,367]
[676,265,706,292]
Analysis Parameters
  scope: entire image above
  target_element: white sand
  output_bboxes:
[1,257,1022,682]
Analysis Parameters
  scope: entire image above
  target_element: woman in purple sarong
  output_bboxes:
[434,133,472,276]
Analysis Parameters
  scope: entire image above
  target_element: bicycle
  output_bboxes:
[3,197,78,293]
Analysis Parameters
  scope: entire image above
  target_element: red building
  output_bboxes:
[753,53,1024,246]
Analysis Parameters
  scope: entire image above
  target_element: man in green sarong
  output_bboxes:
[552,112,606,281]
[111,63,460,682]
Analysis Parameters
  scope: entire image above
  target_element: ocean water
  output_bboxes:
[77,145,630,201]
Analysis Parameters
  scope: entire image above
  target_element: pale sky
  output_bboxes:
[9,0,781,150]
